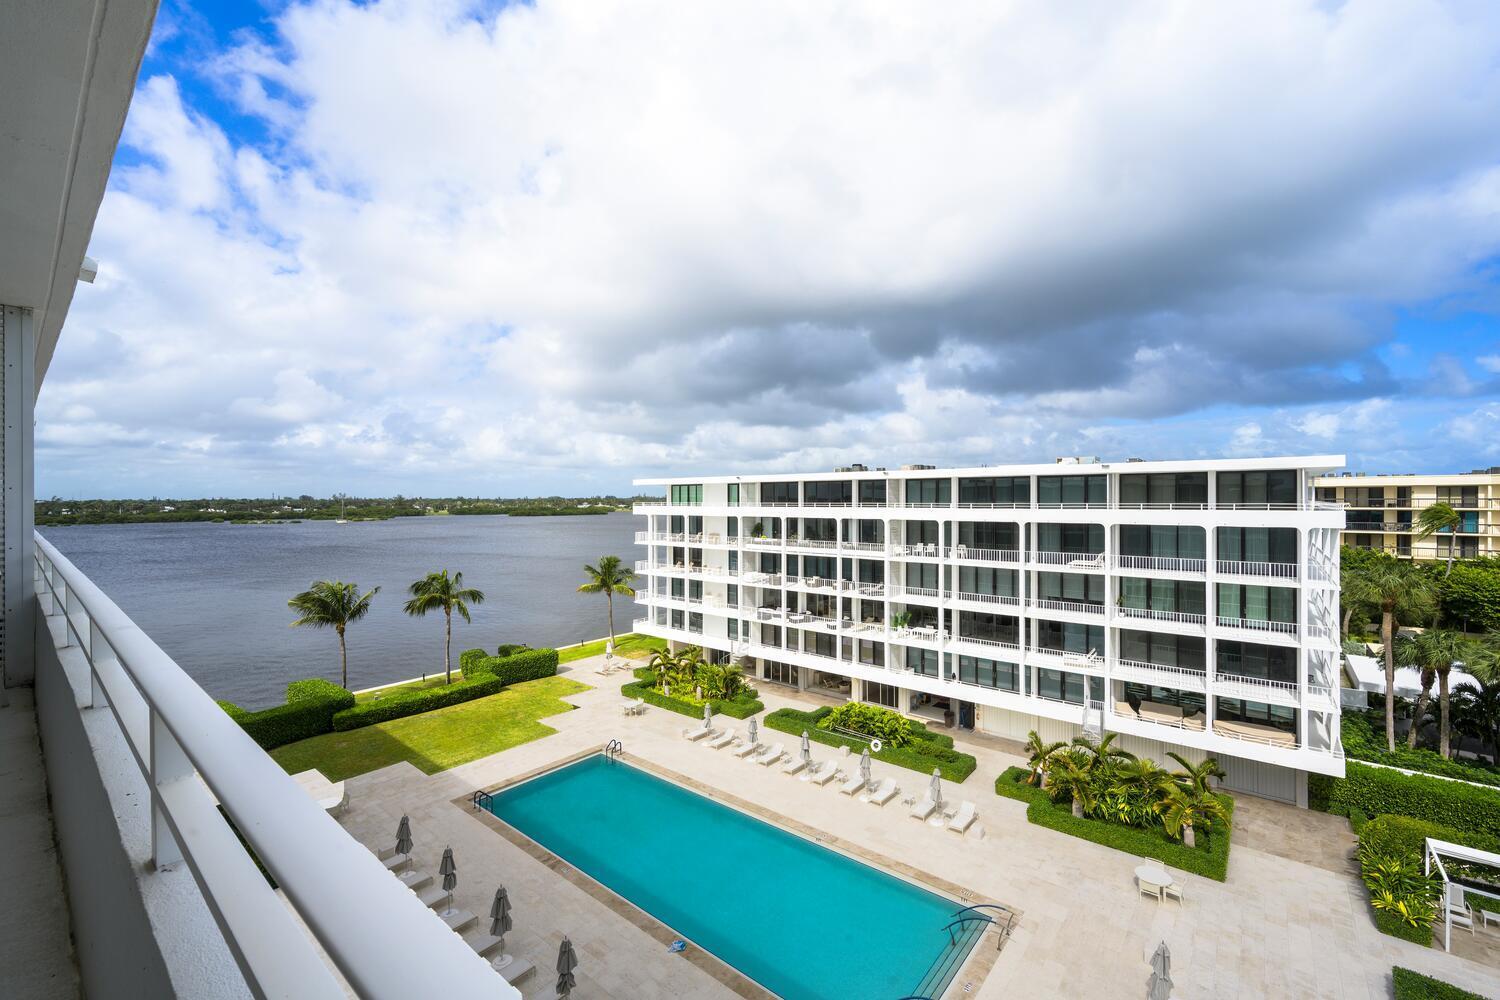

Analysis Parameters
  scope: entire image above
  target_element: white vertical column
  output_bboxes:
[2,304,36,693]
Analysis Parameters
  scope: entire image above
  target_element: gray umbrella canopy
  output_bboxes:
[439,846,457,893]
[490,886,513,938]
[1147,970,1173,1000]
[556,937,578,997]
[395,815,412,856]
[703,703,713,729]
[929,768,943,809]
[1150,941,1170,979]
[859,748,871,784]
[800,730,811,763]
[747,717,758,744]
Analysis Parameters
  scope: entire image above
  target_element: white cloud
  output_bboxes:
[37,0,1500,495]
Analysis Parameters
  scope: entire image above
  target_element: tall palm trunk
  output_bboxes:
[1447,535,1455,578]
[1440,670,1453,758]
[1382,603,1398,752]
[1342,605,1355,639]
[338,624,348,690]
[444,606,453,684]
[1408,670,1432,749]
[606,589,616,645]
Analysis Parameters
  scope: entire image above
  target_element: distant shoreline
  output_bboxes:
[37,506,630,527]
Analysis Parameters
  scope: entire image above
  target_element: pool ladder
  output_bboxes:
[605,739,624,761]
[471,789,494,812]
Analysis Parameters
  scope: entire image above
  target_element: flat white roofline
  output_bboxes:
[634,454,1346,487]
[1314,472,1500,484]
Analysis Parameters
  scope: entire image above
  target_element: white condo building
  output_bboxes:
[634,457,1348,805]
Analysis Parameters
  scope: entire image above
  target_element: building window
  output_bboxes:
[803,480,852,504]
[955,655,1019,691]
[957,566,1019,597]
[957,521,1020,549]
[1118,472,1207,507]
[1036,668,1090,704]
[1216,641,1296,683]
[904,478,951,505]
[1216,527,1296,564]
[1034,620,1103,655]
[906,647,939,677]
[864,681,899,708]
[858,640,885,667]
[670,484,703,505]
[727,483,740,506]
[1117,577,1204,615]
[1037,571,1105,606]
[1117,630,1204,670]
[761,481,799,504]
[1215,697,1297,736]
[957,476,1030,505]
[1216,584,1297,624]
[1120,525,1206,559]
[1215,470,1297,507]
[763,659,797,685]
[859,480,887,504]
[1037,475,1107,506]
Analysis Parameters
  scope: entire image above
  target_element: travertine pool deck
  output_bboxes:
[333,655,1500,999]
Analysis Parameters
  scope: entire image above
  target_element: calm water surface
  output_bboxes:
[43,514,642,708]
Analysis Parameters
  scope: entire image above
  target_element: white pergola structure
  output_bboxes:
[1424,838,1500,952]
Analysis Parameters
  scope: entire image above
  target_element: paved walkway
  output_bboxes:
[0,689,80,1000]
[333,655,1500,999]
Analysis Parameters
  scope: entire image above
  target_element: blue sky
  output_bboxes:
[36,0,1500,498]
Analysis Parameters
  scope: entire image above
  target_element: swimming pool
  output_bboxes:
[482,754,983,1000]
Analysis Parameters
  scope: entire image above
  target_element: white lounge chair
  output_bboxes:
[1447,883,1475,935]
[754,743,785,766]
[909,796,937,821]
[783,756,810,776]
[808,761,840,785]
[683,726,715,742]
[839,773,868,796]
[947,801,976,833]
[732,740,762,759]
[868,778,899,806]
[707,729,737,750]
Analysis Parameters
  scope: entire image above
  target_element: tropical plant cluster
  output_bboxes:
[1355,815,1500,944]
[622,648,764,719]
[1311,762,1500,841]
[218,679,356,750]
[762,706,978,781]
[993,766,1234,881]
[1392,967,1488,1000]
[1022,731,1230,849]
[819,701,915,748]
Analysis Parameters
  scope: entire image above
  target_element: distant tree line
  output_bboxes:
[35,494,651,526]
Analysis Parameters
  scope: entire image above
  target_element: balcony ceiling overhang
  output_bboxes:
[0,0,157,393]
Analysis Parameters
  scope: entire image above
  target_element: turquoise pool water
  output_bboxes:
[484,754,979,999]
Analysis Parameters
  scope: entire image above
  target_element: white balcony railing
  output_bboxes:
[1112,554,1206,574]
[947,546,1022,563]
[953,591,1022,608]
[897,543,942,558]
[1213,672,1300,705]
[1115,606,1208,627]
[1032,598,1106,617]
[843,541,888,553]
[1112,659,1208,691]
[891,584,941,600]
[1030,551,1107,569]
[1216,559,1298,580]
[1215,616,1298,638]
[32,533,506,999]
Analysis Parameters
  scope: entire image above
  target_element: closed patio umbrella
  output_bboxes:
[1150,941,1170,980]
[800,730,811,763]
[556,936,578,998]
[395,815,412,857]
[859,748,871,785]
[747,717,758,745]
[438,846,457,915]
[929,768,944,810]
[703,703,713,730]
[490,886,514,969]
[1147,969,1173,1000]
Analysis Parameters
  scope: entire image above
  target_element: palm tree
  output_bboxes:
[576,555,636,647]
[1166,752,1226,795]
[1415,502,1463,577]
[646,648,679,689]
[403,570,485,684]
[1394,634,1434,749]
[1355,561,1438,751]
[1415,629,1477,758]
[1071,732,1136,775]
[1451,679,1500,764]
[1162,782,1230,849]
[287,580,379,689]
[1023,731,1066,787]
[1045,750,1097,819]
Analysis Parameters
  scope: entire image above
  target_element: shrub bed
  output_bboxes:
[218,678,355,750]
[1393,967,1486,1000]
[620,668,763,720]
[994,767,1232,880]
[331,648,560,731]
[1320,762,1500,840]
[1343,713,1500,788]
[763,706,978,782]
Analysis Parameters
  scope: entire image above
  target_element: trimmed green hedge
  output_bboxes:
[331,648,561,731]
[1318,762,1500,841]
[218,679,355,750]
[620,668,763,720]
[763,706,978,783]
[1393,967,1485,1000]
[1361,814,1500,858]
[1375,910,1434,945]
[994,767,1233,881]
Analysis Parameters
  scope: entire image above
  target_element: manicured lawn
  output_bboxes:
[558,632,665,664]
[272,675,590,781]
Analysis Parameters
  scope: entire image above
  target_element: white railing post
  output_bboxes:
[150,708,191,869]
